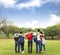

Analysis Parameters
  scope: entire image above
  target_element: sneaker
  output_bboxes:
[22,51,24,54]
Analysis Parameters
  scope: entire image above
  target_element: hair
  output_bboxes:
[28,29,31,32]
[37,29,40,32]
[40,31,43,34]
[20,32,22,34]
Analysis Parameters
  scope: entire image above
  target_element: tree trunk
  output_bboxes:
[51,36,54,40]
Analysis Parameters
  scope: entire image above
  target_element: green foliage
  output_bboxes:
[44,25,60,39]
[0,25,20,38]
[0,19,60,39]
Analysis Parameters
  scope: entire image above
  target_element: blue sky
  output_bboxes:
[0,0,60,28]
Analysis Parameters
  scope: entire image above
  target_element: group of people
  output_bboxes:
[14,29,46,54]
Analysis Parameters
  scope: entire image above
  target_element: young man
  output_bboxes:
[14,31,20,53]
[26,30,33,53]
[19,32,24,54]
[36,29,41,53]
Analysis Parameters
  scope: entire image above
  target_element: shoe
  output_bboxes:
[22,51,24,54]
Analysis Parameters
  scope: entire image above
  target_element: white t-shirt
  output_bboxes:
[37,34,40,40]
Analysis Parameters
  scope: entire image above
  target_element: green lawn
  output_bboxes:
[0,39,60,55]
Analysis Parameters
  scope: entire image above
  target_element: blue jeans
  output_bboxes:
[36,41,42,53]
[28,40,33,53]
[15,41,20,53]
[20,42,24,52]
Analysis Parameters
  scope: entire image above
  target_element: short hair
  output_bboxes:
[28,29,31,32]
[20,32,22,34]
[37,29,40,32]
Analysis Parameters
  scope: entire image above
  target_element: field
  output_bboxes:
[0,39,60,55]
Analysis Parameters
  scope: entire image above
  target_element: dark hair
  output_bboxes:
[37,29,40,32]
[40,32,43,34]
[28,29,31,32]
[20,32,22,34]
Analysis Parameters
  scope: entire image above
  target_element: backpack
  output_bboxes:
[14,33,19,41]
[27,33,33,40]
[18,36,24,43]
[34,37,37,42]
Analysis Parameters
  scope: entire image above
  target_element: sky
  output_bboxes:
[0,0,60,28]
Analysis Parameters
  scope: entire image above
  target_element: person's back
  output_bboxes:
[36,29,41,53]
[19,32,24,43]
[14,31,20,53]
[40,32,46,52]
[37,33,40,41]
[19,32,24,54]
[14,33,19,41]
[27,32,33,40]
[26,30,33,53]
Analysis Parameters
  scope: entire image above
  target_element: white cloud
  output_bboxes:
[14,14,60,28]
[23,20,38,28]
[49,0,60,3]
[0,0,16,8]
[44,14,60,27]
[16,0,41,9]
[0,0,60,9]
[15,0,60,9]
[49,14,60,25]
[13,20,38,29]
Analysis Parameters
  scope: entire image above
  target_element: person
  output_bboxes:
[33,32,37,43]
[26,30,33,53]
[36,29,42,53]
[18,32,24,54]
[42,35,46,52]
[40,31,46,52]
[40,32,44,53]
[14,31,20,53]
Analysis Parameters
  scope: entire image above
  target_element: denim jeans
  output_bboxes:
[15,41,20,53]
[28,40,33,53]
[20,42,24,52]
[36,41,42,53]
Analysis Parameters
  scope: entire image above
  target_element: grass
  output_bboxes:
[0,39,60,55]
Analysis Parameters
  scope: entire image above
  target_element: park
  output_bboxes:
[0,0,60,55]
[0,39,60,55]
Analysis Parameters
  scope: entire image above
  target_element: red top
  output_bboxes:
[27,33,33,40]
[40,37,42,42]
[40,34,43,42]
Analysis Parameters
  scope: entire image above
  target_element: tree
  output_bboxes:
[44,24,60,39]
[0,25,20,38]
